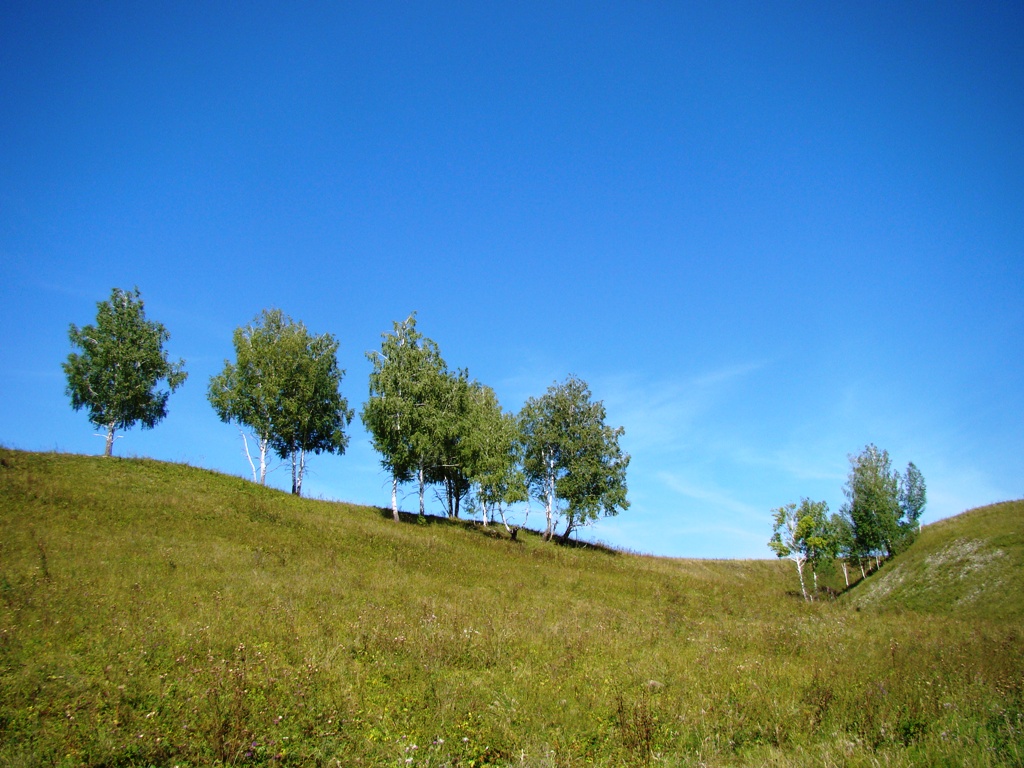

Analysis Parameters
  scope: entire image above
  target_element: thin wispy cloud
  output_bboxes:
[595,363,768,455]
[691,361,768,388]
[656,470,762,521]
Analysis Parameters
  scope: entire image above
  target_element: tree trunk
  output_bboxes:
[291,449,306,496]
[391,474,400,522]
[418,465,426,518]
[842,561,849,587]
[104,424,116,457]
[240,429,258,482]
[796,559,808,602]
[497,505,514,534]
[258,437,269,485]
[543,500,554,540]
[481,498,489,527]
[542,454,556,541]
[295,449,306,497]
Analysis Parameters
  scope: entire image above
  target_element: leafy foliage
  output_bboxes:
[899,461,927,532]
[208,309,290,484]
[425,369,475,519]
[270,324,352,496]
[768,498,831,601]
[208,309,352,495]
[519,375,630,541]
[362,313,449,519]
[841,444,927,561]
[461,383,527,528]
[63,287,187,456]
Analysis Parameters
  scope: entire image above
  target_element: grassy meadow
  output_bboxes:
[1,448,1022,766]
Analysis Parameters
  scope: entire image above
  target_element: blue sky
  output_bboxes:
[2,2,1021,558]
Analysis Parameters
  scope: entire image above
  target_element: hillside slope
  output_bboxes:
[2,448,1022,767]
[847,500,1024,620]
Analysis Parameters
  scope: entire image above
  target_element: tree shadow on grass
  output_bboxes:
[554,534,621,556]
[373,507,620,555]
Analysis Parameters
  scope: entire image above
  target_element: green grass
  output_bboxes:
[1,448,1022,766]
[846,500,1024,620]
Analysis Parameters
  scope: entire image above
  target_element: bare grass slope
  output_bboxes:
[848,500,1024,620]
[1,448,1022,766]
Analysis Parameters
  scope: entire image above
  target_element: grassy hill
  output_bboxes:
[847,500,1024,620]
[1,448,1022,767]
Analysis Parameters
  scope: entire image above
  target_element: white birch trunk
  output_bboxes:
[258,437,269,485]
[105,423,116,457]
[391,474,400,522]
[418,465,426,517]
[542,450,556,540]
[796,557,808,602]
[240,429,258,483]
[295,449,306,497]
[497,504,513,534]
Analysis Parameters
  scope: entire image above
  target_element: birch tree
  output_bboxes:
[829,512,856,587]
[519,376,630,542]
[427,369,474,519]
[208,309,290,484]
[898,461,927,539]
[270,325,353,497]
[840,445,926,566]
[209,310,352,496]
[362,313,447,520]
[63,287,188,456]
[462,383,527,529]
[768,498,830,601]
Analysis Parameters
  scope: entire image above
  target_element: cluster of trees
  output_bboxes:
[360,314,630,541]
[63,290,630,543]
[64,292,353,497]
[769,444,927,601]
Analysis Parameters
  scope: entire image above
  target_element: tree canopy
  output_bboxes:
[768,498,831,601]
[362,313,449,520]
[208,309,290,484]
[519,376,630,542]
[425,368,475,520]
[208,309,352,496]
[841,444,926,560]
[461,382,527,529]
[63,287,188,456]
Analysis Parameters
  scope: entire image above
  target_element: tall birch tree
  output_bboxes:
[768,498,831,601]
[519,376,630,542]
[64,287,188,456]
[209,310,352,496]
[208,309,290,484]
[362,313,447,520]
[840,445,926,566]
[270,325,353,497]
[462,383,527,529]
[427,369,474,519]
